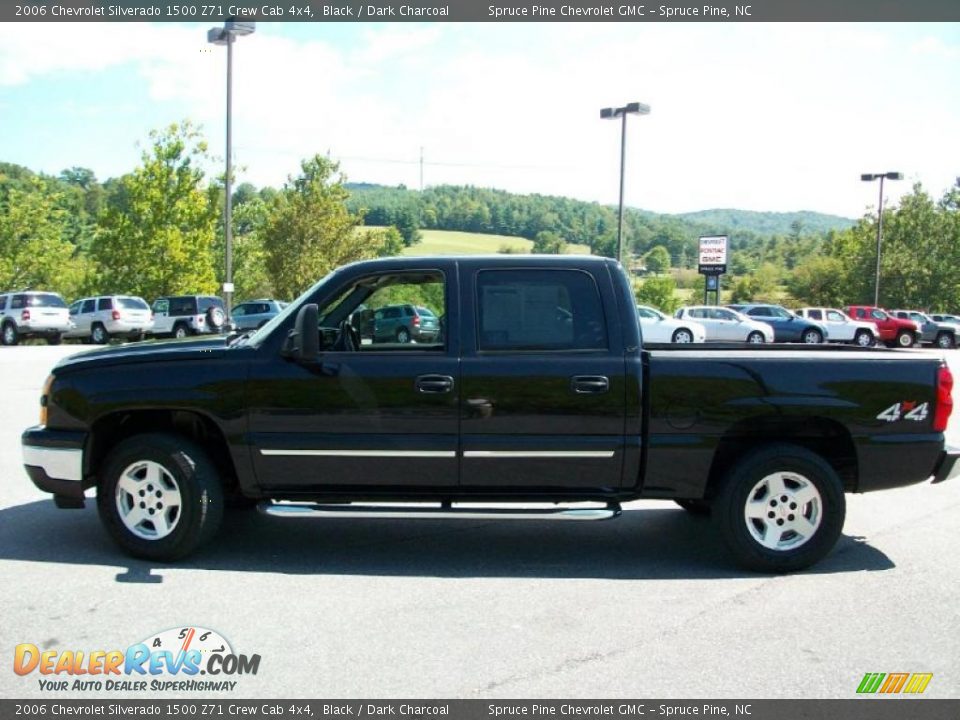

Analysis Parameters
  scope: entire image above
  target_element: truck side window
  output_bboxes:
[477,269,607,351]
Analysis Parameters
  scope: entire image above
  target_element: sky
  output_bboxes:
[0,21,958,218]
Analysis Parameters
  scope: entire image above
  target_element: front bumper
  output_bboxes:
[932,446,960,484]
[21,426,87,507]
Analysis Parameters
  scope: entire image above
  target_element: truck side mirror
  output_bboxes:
[282,303,319,362]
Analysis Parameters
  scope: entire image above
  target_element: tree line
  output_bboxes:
[2,119,958,313]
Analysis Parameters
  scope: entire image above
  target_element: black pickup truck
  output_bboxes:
[21,256,960,572]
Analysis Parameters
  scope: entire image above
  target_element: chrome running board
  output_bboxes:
[258,502,621,522]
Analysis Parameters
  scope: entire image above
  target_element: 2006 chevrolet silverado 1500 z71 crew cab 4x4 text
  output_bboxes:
[21,256,960,572]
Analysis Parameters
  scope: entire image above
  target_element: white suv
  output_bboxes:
[0,291,72,346]
[65,295,154,344]
[149,295,226,339]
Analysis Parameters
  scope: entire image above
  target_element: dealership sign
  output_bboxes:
[698,235,728,274]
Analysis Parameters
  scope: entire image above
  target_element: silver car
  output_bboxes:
[230,299,287,332]
[65,295,154,344]
[0,291,72,345]
[674,305,774,343]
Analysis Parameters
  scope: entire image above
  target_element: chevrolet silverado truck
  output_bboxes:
[21,256,960,572]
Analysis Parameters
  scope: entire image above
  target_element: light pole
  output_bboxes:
[600,101,650,264]
[861,171,903,307]
[208,19,255,321]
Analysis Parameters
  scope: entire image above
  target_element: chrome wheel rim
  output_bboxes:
[938,335,952,349]
[898,334,912,347]
[115,460,182,540]
[175,327,186,339]
[674,330,693,343]
[93,326,105,343]
[748,333,764,344]
[803,331,821,344]
[743,471,822,551]
[3,326,13,344]
[856,332,872,347]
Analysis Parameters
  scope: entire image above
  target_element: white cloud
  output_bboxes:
[2,22,958,217]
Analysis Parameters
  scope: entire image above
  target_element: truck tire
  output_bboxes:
[713,443,845,573]
[896,330,914,348]
[1,322,18,346]
[97,433,224,561]
[936,332,955,349]
[47,333,63,346]
[173,322,190,340]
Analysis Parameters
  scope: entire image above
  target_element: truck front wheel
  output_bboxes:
[713,444,845,572]
[97,433,224,561]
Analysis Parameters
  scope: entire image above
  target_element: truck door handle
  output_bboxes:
[416,374,455,394]
[571,375,609,394]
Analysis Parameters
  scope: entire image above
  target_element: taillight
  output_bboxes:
[112,310,121,321]
[412,314,421,327]
[21,309,30,321]
[934,363,953,432]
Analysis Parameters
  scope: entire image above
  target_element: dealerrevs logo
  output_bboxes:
[14,626,261,693]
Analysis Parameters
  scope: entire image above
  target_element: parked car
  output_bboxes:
[890,310,958,349]
[0,290,72,345]
[728,304,827,344]
[372,304,440,344]
[65,295,153,344]
[931,313,960,325]
[22,255,959,573]
[230,299,287,332]
[636,305,705,343]
[149,295,226,339]
[845,305,920,348]
[796,307,876,347]
[674,305,774,343]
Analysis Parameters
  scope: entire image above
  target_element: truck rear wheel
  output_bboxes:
[96,433,224,561]
[713,443,845,572]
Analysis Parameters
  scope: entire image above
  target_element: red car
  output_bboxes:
[845,305,920,348]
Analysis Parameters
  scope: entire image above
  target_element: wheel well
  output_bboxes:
[704,416,858,498]
[87,410,238,493]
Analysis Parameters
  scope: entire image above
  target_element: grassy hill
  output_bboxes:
[401,229,591,256]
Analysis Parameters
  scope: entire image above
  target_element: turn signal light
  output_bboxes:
[39,374,54,427]
[934,363,953,432]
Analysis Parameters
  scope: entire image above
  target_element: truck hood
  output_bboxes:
[54,336,231,373]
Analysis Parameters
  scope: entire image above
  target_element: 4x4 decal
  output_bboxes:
[877,401,929,423]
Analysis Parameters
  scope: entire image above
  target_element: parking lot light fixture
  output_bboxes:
[207,20,255,321]
[601,102,651,264]
[861,171,903,307]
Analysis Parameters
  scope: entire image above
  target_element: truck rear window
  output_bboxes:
[477,269,607,351]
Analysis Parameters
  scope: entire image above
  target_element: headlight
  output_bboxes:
[39,374,53,426]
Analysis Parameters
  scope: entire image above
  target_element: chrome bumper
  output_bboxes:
[22,445,83,482]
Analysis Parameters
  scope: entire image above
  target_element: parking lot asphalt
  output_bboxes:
[1,344,958,699]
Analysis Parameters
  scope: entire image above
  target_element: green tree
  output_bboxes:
[635,275,679,314]
[785,255,847,306]
[532,230,567,254]
[262,155,377,300]
[644,245,671,274]
[0,177,86,296]
[91,122,218,299]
